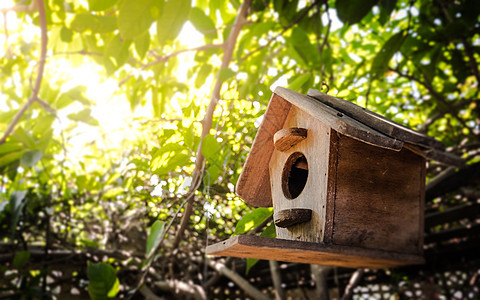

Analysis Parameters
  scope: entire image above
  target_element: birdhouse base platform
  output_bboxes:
[207,235,424,269]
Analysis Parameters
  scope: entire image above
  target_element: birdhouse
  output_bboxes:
[207,87,464,268]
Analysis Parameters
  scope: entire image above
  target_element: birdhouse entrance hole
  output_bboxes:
[281,152,308,199]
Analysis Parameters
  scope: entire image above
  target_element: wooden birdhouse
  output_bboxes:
[207,87,464,268]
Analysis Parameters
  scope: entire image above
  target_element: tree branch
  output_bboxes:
[153,280,206,300]
[0,0,47,145]
[269,260,286,300]
[341,268,364,300]
[172,0,253,248]
[208,259,270,300]
[311,265,332,300]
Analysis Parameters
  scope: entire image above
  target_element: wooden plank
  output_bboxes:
[236,94,292,207]
[273,127,308,152]
[323,129,339,244]
[206,235,425,269]
[307,88,445,150]
[331,134,425,254]
[269,107,330,242]
[274,87,404,151]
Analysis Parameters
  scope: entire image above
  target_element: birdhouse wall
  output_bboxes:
[269,106,330,242]
[325,132,425,255]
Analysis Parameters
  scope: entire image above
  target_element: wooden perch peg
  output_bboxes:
[274,208,312,228]
[274,128,308,152]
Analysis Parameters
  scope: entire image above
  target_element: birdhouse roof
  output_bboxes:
[236,87,464,207]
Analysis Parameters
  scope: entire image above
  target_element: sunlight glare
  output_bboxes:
[0,0,14,10]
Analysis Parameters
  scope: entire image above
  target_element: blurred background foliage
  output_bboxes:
[0,0,478,298]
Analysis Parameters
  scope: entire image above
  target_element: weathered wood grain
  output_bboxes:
[236,94,292,207]
[274,87,404,151]
[323,129,339,244]
[206,235,425,269]
[307,89,465,167]
[274,208,313,228]
[307,88,445,150]
[273,127,308,152]
[270,107,330,242]
[327,133,425,254]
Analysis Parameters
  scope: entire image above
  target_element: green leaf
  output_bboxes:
[0,151,23,168]
[151,86,165,117]
[118,0,160,39]
[103,187,123,199]
[190,7,217,39]
[287,73,311,91]
[146,220,165,259]
[60,26,73,42]
[201,134,221,160]
[423,44,442,82]
[260,222,277,238]
[88,0,118,11]
[13,127,36,149]
[135,32,151,59]
[246,258,259,275]
[288,27,319,68]
[195,64,212,88]
[370,31,406,79]
[0,142,22,156]
[63,86,91,105]
[70,14,117,33]
[68,108,99,126]
[20,150,43,167]
[218,67,236,83]
[157,0,191,44]
[104,34,131,68]
[12,251,30,269]
[33,115,55,137]
[378,0,397,25]
[10,190,27,235]
[234,207,273,235]
[336,0,378,25]
[87,263,119,300]
[150,143,191,175]
[184,123,195,149]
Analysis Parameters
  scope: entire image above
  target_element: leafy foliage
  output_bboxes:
[0,0,478,298]
[87,263,119,300]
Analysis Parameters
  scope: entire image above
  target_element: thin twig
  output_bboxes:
[35,97,57,116]
[0,0,46,145]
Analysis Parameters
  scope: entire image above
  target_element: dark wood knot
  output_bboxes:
[274,208,312,228]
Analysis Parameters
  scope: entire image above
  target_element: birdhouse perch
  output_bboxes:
[206,87,464,268]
